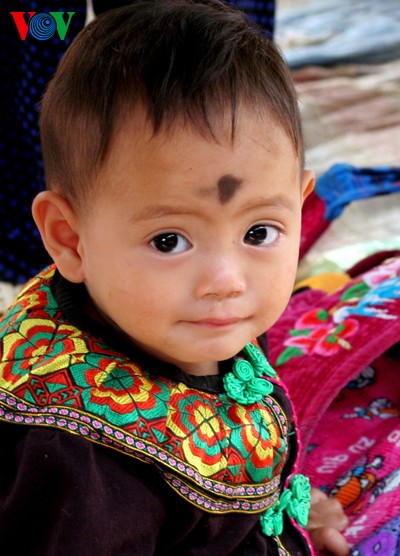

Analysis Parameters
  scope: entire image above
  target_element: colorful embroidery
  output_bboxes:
[0,266,293,514]
[260,475,311,535]
[276,308,359,365]
[223,345,275,404]
[269,257,400,551]
[162,470,281,513]
[275,259,400,366]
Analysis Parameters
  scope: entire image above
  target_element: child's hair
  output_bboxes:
[40,0,303,210]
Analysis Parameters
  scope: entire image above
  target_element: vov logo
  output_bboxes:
[10,12,75,41]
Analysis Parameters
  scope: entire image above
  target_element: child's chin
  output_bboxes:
[199,342,250,363]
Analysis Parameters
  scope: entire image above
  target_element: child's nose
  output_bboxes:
[194,254,246,300]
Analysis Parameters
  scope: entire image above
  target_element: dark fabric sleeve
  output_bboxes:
[0,424,279,556]
[0,424,168,556]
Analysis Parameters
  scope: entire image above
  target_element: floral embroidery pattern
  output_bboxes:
[167,384,229,477]
[276,308,359,366]
[276,260,400,366]
[0,317,89,391]
[77,358,166,422]
[226,403,287,482]
[0,266,291,514]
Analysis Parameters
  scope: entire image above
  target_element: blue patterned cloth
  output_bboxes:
[316,164,400,221]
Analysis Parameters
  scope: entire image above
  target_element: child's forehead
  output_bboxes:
[96,106,300,209]
[109,104,290,160]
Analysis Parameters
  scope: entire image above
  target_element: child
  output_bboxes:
[0,1,347,554]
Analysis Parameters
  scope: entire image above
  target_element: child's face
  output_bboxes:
[76,109,313,375]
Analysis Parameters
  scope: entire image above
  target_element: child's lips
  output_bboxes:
[185,317,245,328]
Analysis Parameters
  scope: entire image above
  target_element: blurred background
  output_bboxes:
[275,0,400,280]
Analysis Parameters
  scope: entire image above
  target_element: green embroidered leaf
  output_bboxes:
[289,328,312,337]
[335,323,345,334]
[340,281,370,301]
[275,347,304,366]
[316,309,329,321]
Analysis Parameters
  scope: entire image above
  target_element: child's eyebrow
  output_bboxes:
[131,205,196,221]
[132,192,295,224]
[237,194,296,214]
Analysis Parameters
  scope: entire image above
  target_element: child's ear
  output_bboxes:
[32,191,84,283]
[301,170,315,204]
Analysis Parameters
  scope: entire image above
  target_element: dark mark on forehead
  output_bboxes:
[217,174,242,204]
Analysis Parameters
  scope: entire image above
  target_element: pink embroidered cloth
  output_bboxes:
[268,256,400,554]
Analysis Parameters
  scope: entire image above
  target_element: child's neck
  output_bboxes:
[177,360,219,377]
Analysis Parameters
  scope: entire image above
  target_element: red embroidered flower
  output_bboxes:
[313,319,359,355]
[294,308,331,330]
[284,325,331,353]
[167,384,228,477]
[0,318,87,389]
[276,308,359,365]
[226,403,286,482]
[82,359,163,417]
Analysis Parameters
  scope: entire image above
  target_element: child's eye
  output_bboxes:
[150,232,191,253]
[244,224,279,246]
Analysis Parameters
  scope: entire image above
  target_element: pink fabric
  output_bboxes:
[269,257,400,454]
[302,355,400,549]
[300,191,330,258]
[268,256,400,552]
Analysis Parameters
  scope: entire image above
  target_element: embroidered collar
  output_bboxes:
[51,269,271,395]
[0,265,311,535]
